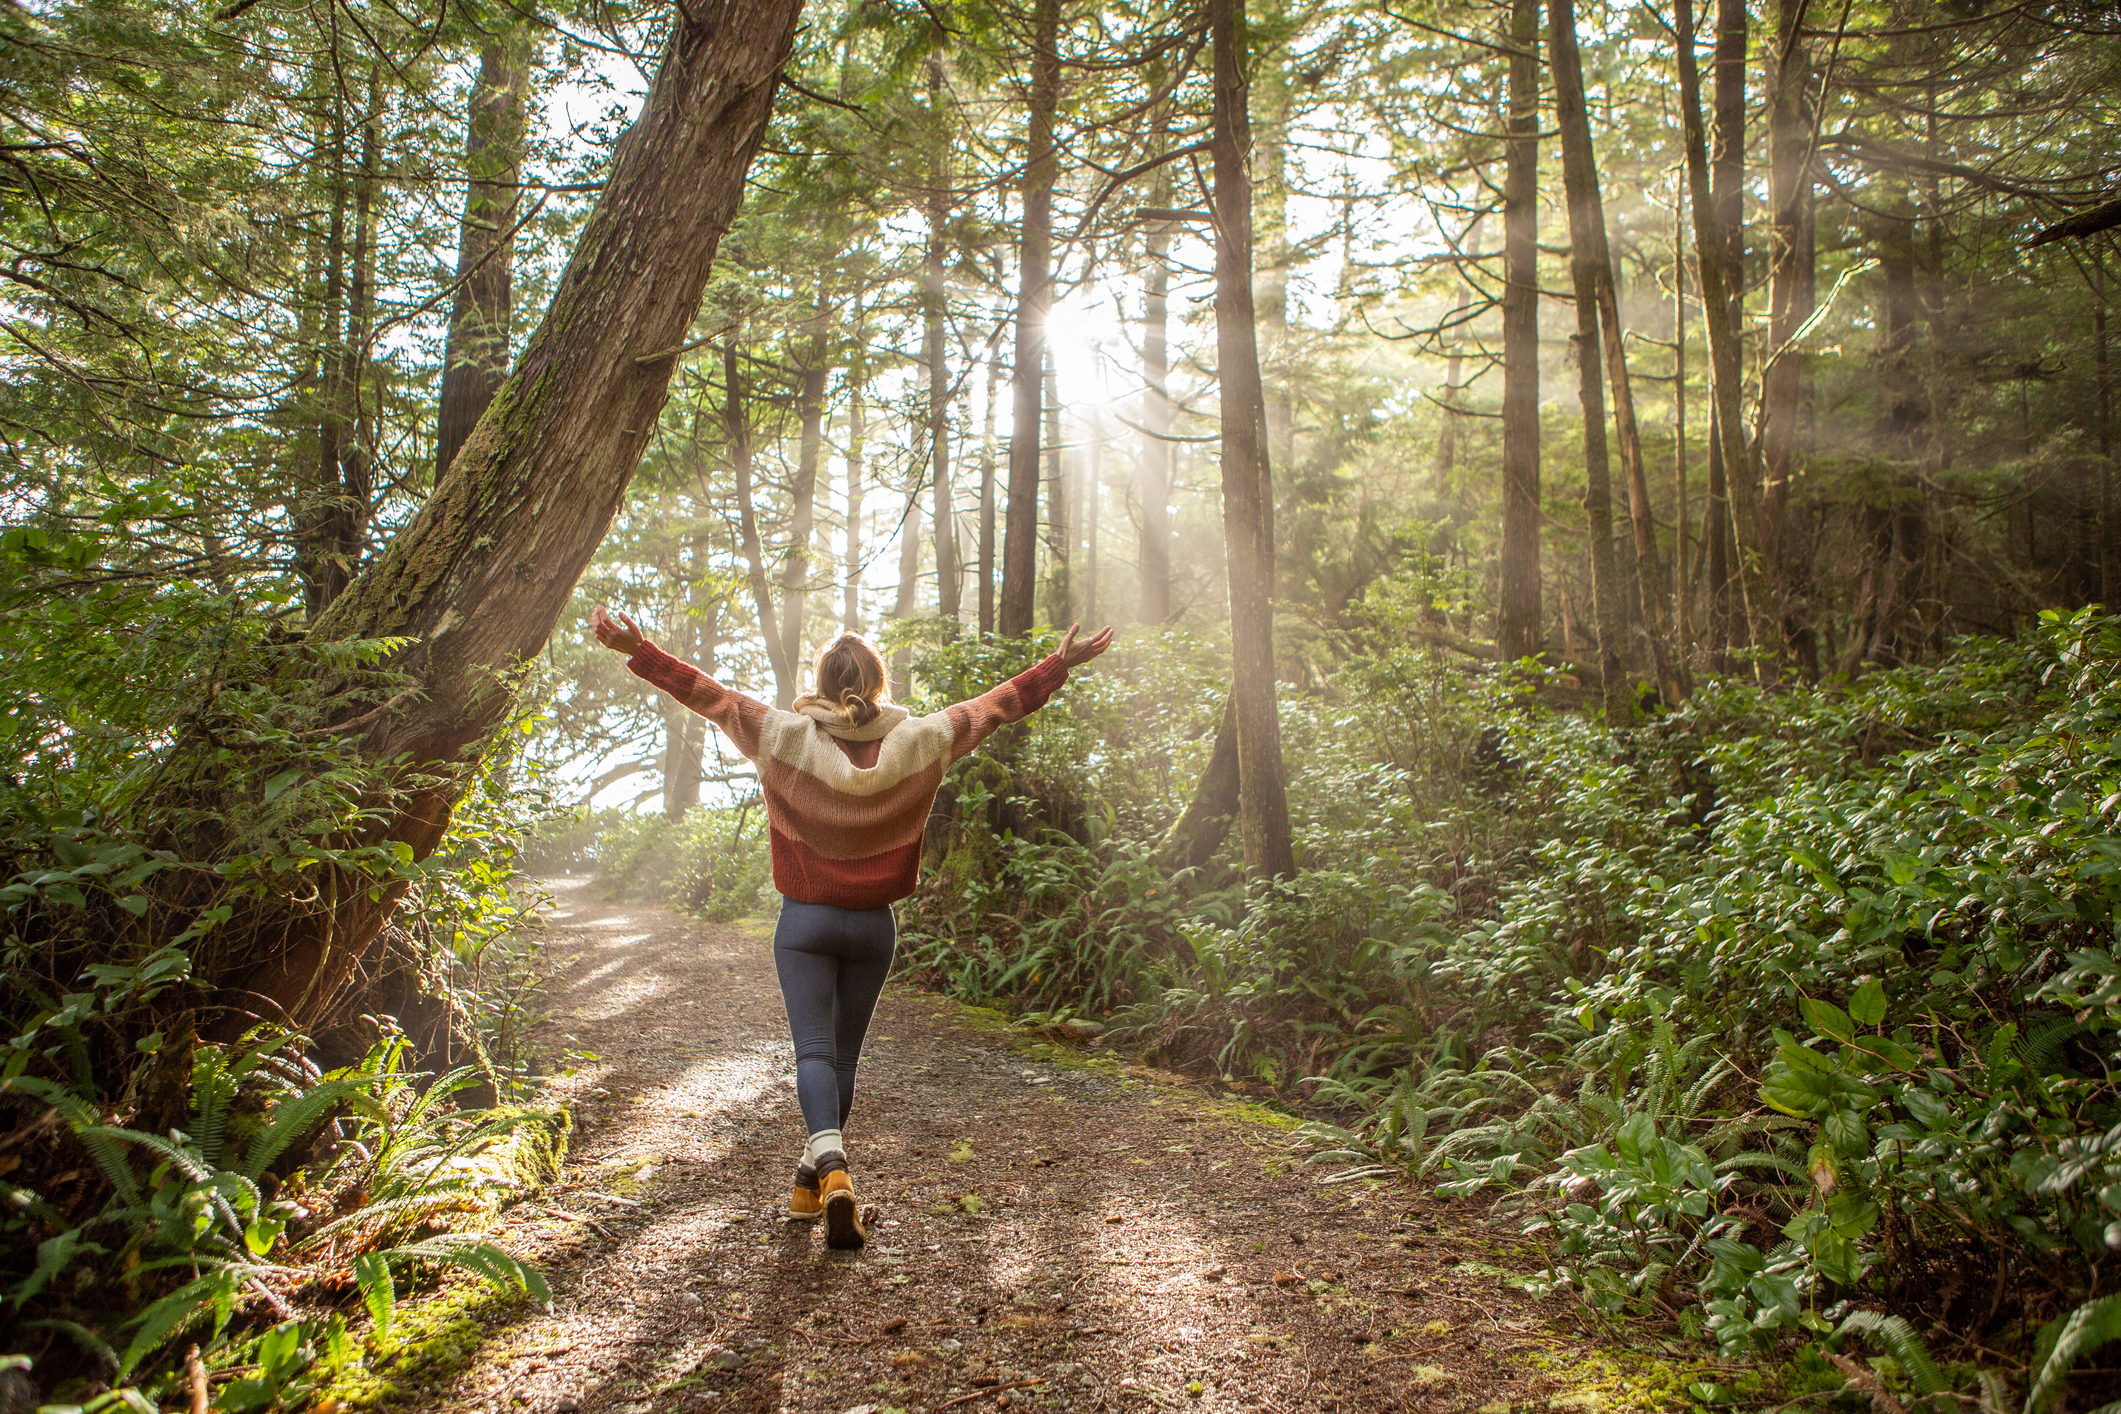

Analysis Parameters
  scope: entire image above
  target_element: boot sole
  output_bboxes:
[823,1190,865,1249]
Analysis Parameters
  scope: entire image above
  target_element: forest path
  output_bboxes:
[372,882,1634,1414]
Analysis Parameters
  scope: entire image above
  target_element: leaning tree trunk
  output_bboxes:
[1211,0,1296,880]
[998,0,1059,637]
[1495,0,1542,664]
[435,26,533,481]
[233,0,805,1035]
[1550,0,1679,705]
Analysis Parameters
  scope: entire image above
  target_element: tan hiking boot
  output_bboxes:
[789,1180,823,1221]
[820,1169,865,1250]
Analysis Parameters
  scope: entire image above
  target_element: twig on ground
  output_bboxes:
[934,1378,1045,1409]
[536,1205,619,1242]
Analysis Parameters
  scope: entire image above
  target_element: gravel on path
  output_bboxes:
[376,881,1606,1414]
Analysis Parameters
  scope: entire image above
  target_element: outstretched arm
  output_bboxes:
[944,621,1114,763]
[592,605,768,761]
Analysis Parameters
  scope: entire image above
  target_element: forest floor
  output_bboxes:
[340,881,1711,1414]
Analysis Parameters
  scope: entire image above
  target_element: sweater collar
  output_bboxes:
[797,701,909,742]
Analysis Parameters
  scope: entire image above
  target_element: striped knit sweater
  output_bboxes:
[628,643,1073,909]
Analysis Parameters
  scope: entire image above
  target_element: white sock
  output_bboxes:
[803,1129,844,1169]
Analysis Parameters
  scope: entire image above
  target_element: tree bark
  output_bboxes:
[1138,215,1174,625]
[844,346,866,633]
[1043,357,1070,622]
[1084,406,1101,621]
[1676,0,1766,662]
[891,490,923,696]
[1762,0,1813,601]
[661,558,706,821]
[435,26,532,482]
[300,62,352,619]
[783,350,827,701]
[926,52,961,630]
[729,344,794,704]
[998,0,1059,637]
[1211,0,1296,879]
[979,335,1000,635]
[1433,289,1470,497]
[1549,0,1679,704]
[1159,694,1239,872]
[1495,0,1542,664]
[236,0,805,1035]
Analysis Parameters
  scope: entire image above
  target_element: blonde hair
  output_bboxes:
[790,633,890,728]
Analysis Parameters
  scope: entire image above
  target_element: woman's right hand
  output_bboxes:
[592,604,645,656]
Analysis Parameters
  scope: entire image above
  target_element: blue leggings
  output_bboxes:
[772,900,897,1138]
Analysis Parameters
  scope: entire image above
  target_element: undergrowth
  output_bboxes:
[892,605,2121,1412]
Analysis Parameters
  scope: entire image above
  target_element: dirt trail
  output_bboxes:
[378,882,1617,1414]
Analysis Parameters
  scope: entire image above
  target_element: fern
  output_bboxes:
[2028,1293,2121,1414]
[239,1075,367,1180]
[1837,1311,1948,1400]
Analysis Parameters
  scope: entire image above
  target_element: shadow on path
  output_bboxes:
[373,881,1615,1414]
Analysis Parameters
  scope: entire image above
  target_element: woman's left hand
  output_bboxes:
[592,604,645,655]
[1057,622,1115,668]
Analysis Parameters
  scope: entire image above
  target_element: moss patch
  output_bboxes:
[310,1279,534,1410]
[1523,1343,1761,1414]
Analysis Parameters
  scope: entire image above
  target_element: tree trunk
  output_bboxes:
[300,69,351,619]
[1495,0,1542,664]
[236,0,804,1034]
[336,69,381,598]
[782,353,827,701]
[1672,180,1692,652]
[729,345,794,704]
[435,26,532,482]
[979,335,1000,635]
[1549,0,1679,704]
[1559,222,1630,720]
[1138,216,1174,625]
[1211,0,1295,879]
[844,349,866,633]
[891,491,923,696]
[998,0,1059,637]
[1433,289,1471,497]
[1676,0,1765,663]
[1084,406,1101,621]
[1253,11,1294,475]
[926,52,961,631]
[1762,0,1812,632]
[1043,358,1070,622]
[1159,694,1239,873]
[661,569,704,821]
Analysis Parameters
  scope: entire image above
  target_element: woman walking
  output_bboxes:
[591,607,1113,1248]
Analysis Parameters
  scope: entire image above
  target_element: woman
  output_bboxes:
[591,605,1113,1249]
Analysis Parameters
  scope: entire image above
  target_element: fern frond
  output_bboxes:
[1837,1310,1946,1398]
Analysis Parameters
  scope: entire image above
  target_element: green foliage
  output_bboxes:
[582,805,774,920]
[897,608,2121,1409]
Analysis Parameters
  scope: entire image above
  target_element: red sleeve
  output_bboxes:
[943,652,1072,763]
[627,641,769,761]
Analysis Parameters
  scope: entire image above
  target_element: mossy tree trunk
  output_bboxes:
[233,0,805,1035]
